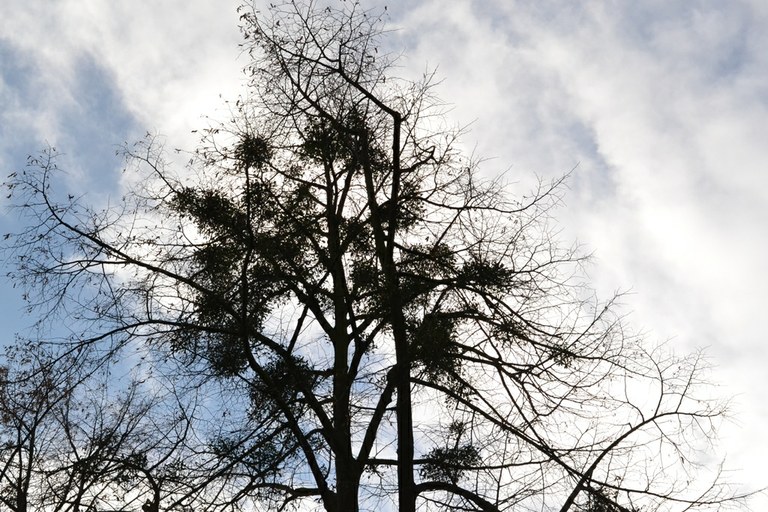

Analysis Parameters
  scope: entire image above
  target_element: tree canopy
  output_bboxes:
[1,1,752,511]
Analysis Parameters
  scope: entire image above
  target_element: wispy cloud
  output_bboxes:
[393,1,768,499]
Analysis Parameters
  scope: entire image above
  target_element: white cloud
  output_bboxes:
[0,0,244,155]
[391,1,768,503]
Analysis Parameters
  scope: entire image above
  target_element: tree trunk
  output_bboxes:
[335,456,361,512]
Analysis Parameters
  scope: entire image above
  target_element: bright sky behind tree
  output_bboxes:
[1,1,766,507]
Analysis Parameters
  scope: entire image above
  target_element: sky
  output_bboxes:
[1,0,767,508]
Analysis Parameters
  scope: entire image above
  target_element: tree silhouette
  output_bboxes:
[2,1,751,511]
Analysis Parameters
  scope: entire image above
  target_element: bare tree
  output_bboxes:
[0,344,126,511]
[2,1,752,511]
[0,337,219,512]
[0,344,65,512]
